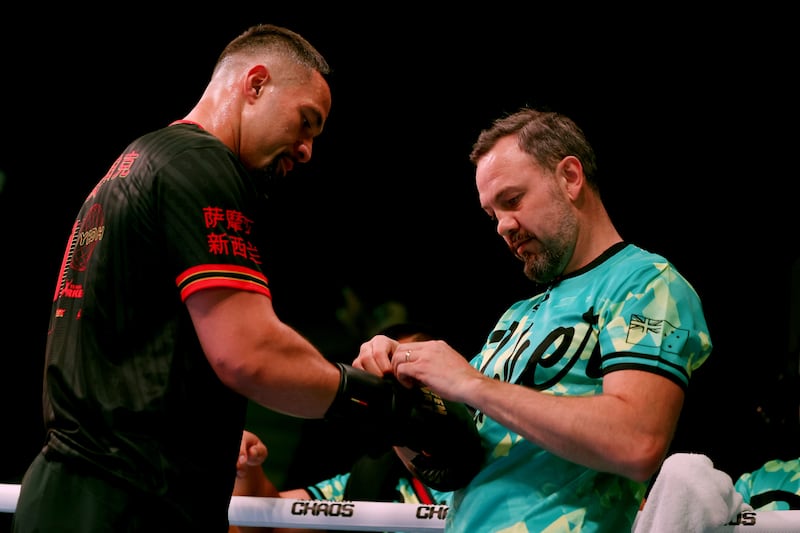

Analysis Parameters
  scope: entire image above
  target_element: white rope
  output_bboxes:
[2,483,800,531]
[228,495,446,531]
[0,483,445,531]
[705,510,800,532]
[0,484,20,514]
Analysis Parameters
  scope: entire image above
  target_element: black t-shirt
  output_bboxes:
[42,122,269,526]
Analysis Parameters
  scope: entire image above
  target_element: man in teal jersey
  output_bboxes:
[352,107,713,532]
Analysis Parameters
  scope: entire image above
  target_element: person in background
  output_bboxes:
[230,322,453,533]
[633,436,799,530]
[736,256,800,512]
[634,258,800,531]
[353,107,713,532]
[12,24,479,533]
[734,457,800,511]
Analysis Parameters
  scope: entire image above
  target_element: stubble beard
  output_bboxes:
[522,207,578,284]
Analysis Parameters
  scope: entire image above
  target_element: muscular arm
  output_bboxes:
[467,369,684,482]
[373,339,684,483]
[186,288,340,418]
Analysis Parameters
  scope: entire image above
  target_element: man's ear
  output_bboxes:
[247,65,269,99]
[558,155,584,200]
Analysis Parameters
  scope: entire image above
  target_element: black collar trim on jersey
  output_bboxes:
[555,241,630,285]
[168,119,205,129]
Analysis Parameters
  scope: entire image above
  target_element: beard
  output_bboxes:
[249,159,287,200]
[521,203,577,284]
[522,242,572,284]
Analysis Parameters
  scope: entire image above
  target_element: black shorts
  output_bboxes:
[12,453,221,532]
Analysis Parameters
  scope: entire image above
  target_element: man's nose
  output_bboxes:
[295,139,312,163]
[496,214,518,236]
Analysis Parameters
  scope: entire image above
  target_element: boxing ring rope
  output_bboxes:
[2,482,799,531]
[0,483,444,532]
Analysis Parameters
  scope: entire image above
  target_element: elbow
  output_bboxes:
[627,455,665,484]
[207,351,255,392]
[621,435,672,483]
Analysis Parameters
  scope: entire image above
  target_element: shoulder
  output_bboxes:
[133,123,230,159]
[601,244,697,293]
[132,125,246,191]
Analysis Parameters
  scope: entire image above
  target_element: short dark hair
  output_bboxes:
[215,23,330,76]
[470,107,598,188]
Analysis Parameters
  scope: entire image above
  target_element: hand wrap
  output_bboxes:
[325,363,484,491]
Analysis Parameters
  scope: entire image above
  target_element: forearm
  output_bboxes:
[188,288,342,418]
[468,373,682,482]
[384,340,680,482]
[223,335,341,419]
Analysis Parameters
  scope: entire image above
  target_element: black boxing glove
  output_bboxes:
[324,363,484,491]
[324,362,396,421]
[324,363,399,455]
[389,380,484,491]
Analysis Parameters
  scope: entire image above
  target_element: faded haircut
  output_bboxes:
[213,23,331,77]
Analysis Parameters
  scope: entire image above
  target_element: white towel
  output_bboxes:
[632,453,753,533]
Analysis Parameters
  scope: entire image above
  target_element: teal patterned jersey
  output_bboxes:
[734,458,800,510]
[306,471,451,504]
[447,243,713,533]
[305,472,349,501]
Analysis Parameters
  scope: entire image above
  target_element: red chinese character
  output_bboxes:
[207,233,230,255]
[117,151,139,177]
[246,242,262,265]
[203,207,226,229]
[226,210,254,234]
[229,236,247,259]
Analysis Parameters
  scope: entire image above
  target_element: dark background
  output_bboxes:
[1,5,798,515]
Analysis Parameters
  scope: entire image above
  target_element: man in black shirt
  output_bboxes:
[14,23,343,532]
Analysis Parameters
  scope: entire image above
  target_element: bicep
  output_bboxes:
[185,287,340,418]
[603,369,685,435]
[185,287,279,369]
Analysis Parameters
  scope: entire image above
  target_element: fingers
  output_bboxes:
[354,335,397,375]
[391,343,423,388]
[238,430,268,469]
[242,443,267,466]
[236,443,268,479]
